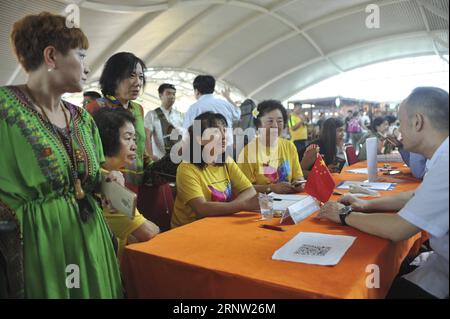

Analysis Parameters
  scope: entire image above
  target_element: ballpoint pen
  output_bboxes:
[259,224,287,231]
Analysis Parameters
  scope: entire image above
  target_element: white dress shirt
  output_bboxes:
[399,137,449,298]
[144,106,184,159]
[182,94,240,130]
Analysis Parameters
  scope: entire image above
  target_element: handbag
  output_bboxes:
[0,201,24,298]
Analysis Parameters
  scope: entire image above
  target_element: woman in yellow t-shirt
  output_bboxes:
[93,107,160,259]
[171,112,259,228]
[238,100,305,194]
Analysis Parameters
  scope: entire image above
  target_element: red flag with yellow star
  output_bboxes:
[304,154,336,203]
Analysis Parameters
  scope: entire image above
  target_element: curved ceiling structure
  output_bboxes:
[1,0,448,104]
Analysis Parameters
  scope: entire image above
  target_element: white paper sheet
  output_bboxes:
[377,153,403,162]
[346,168,370,174]
[336,181,395,191]
[272,232,356,266]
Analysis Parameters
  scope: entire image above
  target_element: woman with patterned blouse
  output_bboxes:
[85,52,148,194]
[0,12,122,298]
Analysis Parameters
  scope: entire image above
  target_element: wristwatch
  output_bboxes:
[339,205,353,226]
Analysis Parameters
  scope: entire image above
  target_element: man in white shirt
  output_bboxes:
[183,75,240,132]
[144,83,184,160]
[318,87,449,299]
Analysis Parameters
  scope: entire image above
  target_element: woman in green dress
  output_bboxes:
[0,12,122,298]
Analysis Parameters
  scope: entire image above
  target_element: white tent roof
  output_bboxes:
[1,0,448,104]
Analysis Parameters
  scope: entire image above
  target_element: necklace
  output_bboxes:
[24,86,85,200]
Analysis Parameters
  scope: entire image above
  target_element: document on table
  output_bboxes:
[336,181,395,191]
[272,232,356,266]
[346,167,370,174]
[377,153,403,162]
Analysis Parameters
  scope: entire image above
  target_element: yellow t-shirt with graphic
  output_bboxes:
[171,158,253,228]
[289,113,308,141]
[237,137,303,185]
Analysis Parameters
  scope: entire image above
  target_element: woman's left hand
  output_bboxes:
[292,180,306,193]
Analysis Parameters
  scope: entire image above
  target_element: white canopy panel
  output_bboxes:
[1,0,448,104]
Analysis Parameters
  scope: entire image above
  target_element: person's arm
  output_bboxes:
[339,191,414,212]
[253,183,295,194]
[188,187,259,217]
[317,202,421,242]
[221,87,238,109]
[144,127,158,161]
[346,212,421,242]
[144,112,158,161]
[129,220,160,242]
[300,145,319,173]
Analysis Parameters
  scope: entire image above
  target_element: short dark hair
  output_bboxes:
[99,52,147,97]
[92,107,136,157]
[83,91,102,99]
[158,83,176,95]
[319,117,344,164]
[370,116,387,133]
[253,100,288,129]
[404,87,449,131]
[11,12,89,72]
[385,115,397,125]
[193,75,215,95]
[187,112,228,169]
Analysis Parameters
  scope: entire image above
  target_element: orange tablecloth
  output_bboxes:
[122,162,423,299]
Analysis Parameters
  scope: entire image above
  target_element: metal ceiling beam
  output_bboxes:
[6,0,90,85]
[142,5,222,65]
[248,30,445,98]
[217,0,413,81]
[88,11,164,78]
[182,0,298,69]
[54,0,169,13]
[279,51,441,102]
[417,0,449,21]
[416,0,449,63]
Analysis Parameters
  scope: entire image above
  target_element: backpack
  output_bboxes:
[347,118,361,133]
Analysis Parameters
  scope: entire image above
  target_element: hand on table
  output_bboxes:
[270,182,295,194]
[316,201,345,224]
[339,193,368,212]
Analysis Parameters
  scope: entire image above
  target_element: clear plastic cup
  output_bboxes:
[258,193,273,220]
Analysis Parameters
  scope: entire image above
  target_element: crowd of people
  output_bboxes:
[0,12,448,300]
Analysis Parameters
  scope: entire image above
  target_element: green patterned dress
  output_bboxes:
[0,86,122,298]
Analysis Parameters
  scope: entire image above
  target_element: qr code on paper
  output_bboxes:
[294,244,331,257]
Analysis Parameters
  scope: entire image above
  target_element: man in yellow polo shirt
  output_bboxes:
[288,104,308,158]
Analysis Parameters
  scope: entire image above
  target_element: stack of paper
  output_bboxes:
[377,153,403,162]
[346,168,370,174]
[272,232,356,266]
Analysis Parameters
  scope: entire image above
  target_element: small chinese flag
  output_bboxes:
[304,154,336,203]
